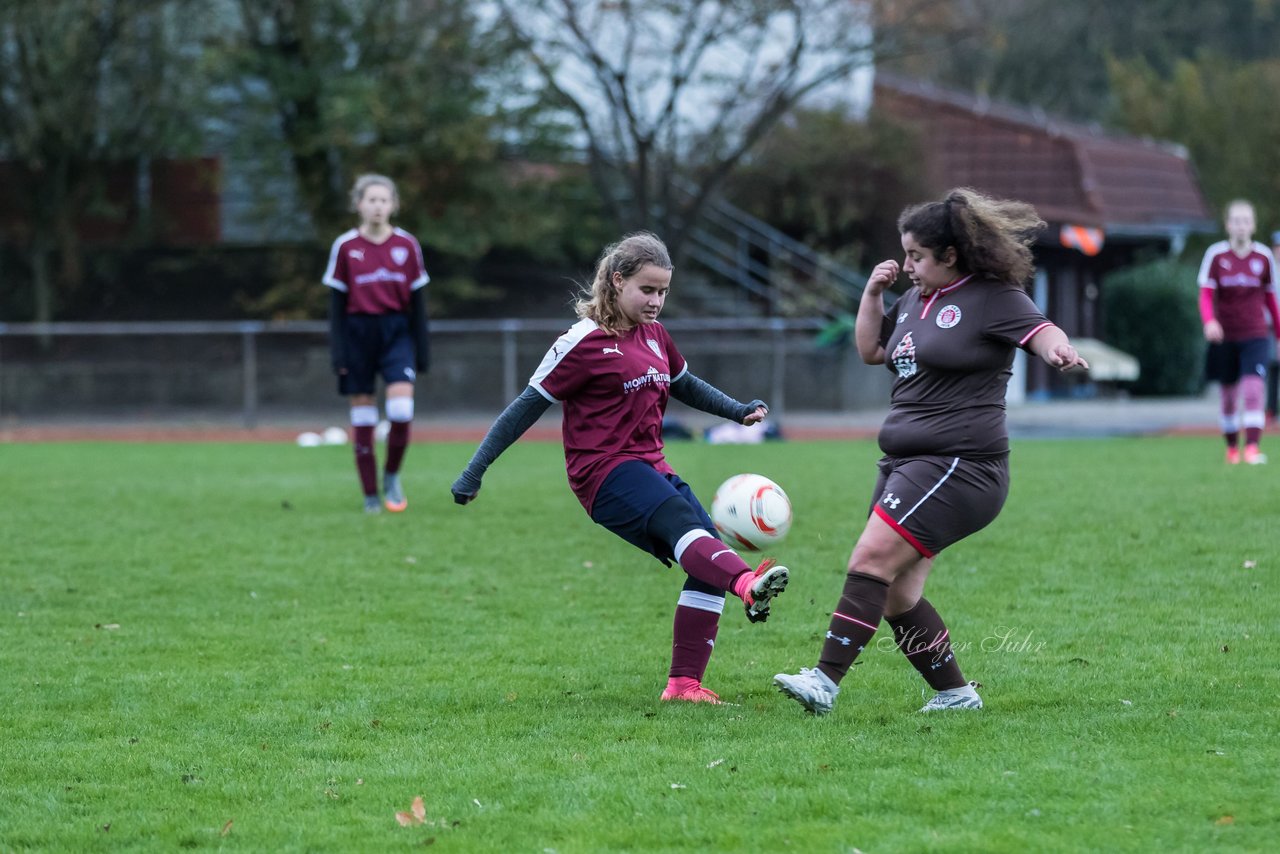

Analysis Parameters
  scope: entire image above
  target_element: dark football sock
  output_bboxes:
[886,597,967,691]
[817,572,888,685]
[385,420,411,475]
[353,425,378,497]
[676,534,751,593]
[669,600,721,680]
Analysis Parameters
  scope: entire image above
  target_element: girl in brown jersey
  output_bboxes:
[775,188,1088,716]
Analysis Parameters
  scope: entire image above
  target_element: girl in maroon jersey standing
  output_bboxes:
[323,174,430,513]
[451,232,789,704]
[774,188,1089,716]
[1198,200,1280,464]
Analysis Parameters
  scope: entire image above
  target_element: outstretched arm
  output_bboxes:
[669,372,767,425]
[1026,325,1090,372]
[451,386,553,504]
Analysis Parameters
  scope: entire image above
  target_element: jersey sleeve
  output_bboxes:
[322,235,350,292]
[878,297,900,350]
[660,324,688,381]
[529,324,593,402]
[1261,244,1278,292]
[1197,245,1219,290]
[406,232,430,290]
[983,285,1053,348]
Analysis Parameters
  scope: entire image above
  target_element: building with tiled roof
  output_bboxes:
[874,72,1216,395]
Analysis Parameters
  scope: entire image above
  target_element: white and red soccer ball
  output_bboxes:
[710,473,792,551]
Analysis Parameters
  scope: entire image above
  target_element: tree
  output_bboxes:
[885,0,1280,123]
[216,0,598,317]
[495,0,956,263]
[722,106,927,271]
[0,0,210,324]
[1107,56,1280,236]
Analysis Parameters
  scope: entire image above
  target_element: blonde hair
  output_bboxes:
[349,174,400,214]
[575,232,673,335]
[898,187,1045,284]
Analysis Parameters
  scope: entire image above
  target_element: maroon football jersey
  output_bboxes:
[1197,241,1277,341]
[531,319,689,512]
[878,274,1052,459]
[322,228,429,314]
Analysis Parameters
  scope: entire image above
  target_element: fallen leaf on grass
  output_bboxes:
[95,623,120,630]
[220,820,233,836]
[706,759,724,769]
[1120,699,1132,706]
[1242,560,1256,569]
[670,783,686,790]
[1215,815,1234,825]
[396,796,427,827]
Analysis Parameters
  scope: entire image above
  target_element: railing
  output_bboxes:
[675,182,866,319]
[0,317,888,428]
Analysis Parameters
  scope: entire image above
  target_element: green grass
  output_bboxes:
[1,436,1277,852]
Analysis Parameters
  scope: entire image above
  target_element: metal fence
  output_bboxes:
[0,318,893,426]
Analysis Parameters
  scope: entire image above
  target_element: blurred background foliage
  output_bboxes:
[1102,258,1206,397]
[2,0,1279,324]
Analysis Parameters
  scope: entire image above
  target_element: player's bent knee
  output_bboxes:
[648,496,710,555]
[385,396,414,423]
[350,405,379,427]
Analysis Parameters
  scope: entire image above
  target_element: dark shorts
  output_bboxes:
[869,454,1009,558]
[338,313,416,396]
[1205,337,1272,386]
[590,460,716,567]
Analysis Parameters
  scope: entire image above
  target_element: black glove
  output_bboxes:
[451,469,482,505]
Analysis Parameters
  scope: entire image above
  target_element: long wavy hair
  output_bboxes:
[897,187,1045,284]
[575,232,673,335]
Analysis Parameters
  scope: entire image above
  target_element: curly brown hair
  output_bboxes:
[575,232,673,335]
[897,188,1045,284]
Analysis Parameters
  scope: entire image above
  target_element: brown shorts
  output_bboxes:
[868,454,1009,557]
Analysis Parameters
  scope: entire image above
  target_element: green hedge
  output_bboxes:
[1102,258,1205,396]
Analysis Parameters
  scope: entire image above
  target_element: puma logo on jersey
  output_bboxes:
[602,345,623,356]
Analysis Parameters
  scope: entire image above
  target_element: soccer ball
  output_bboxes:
[710,473,792,551]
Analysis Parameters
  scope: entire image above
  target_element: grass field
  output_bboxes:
[1,435,1277,852]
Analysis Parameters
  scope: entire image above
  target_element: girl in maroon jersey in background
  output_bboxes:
[774,188,1089,717]
[323,174,430,513]
[451,232,790,704]
[1198,201,1280,464]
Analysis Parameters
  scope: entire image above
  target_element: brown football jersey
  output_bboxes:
[877,274,1052,459]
